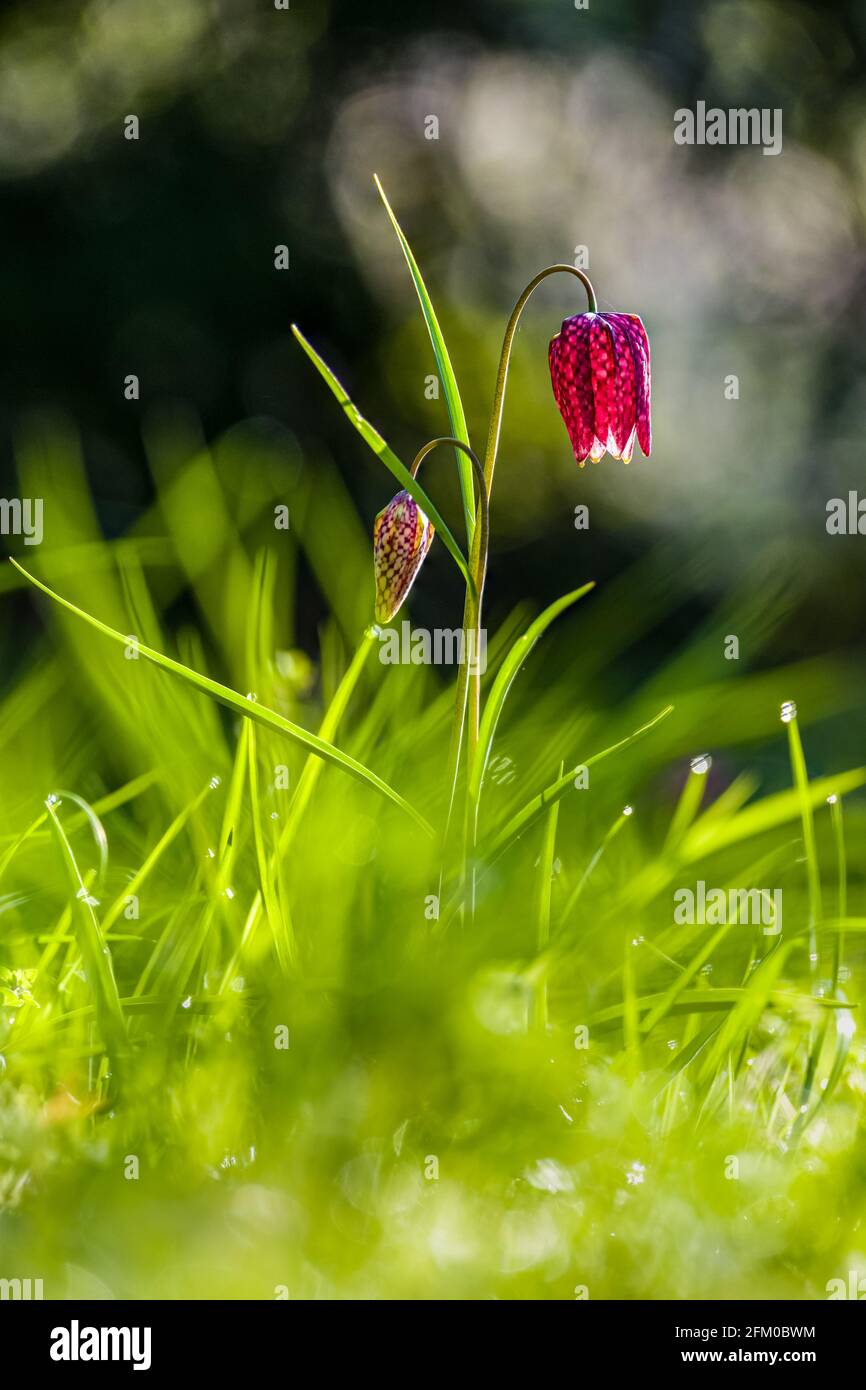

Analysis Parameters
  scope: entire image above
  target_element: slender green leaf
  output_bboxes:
[591,984,848,1030]
[290,325,473,595]
[248,722,296,973]
[482,704,674,861]
[101,781,212,937]
[532,761,563,1031]
[374,174,475,541]
[11,558,433,837]
[46,798,127,1062]
[680,767,866,863]
[470,584,594,806]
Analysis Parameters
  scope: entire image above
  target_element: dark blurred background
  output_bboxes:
[1,0,865,700]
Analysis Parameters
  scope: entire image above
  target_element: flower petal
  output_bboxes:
[549,314,595,464]
[603,315,638,460]
[607,313,651,457]
[373,491,434,623]
[588,316,617,459]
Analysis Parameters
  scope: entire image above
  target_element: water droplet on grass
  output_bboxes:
[780,700,797,724]
[690,754,712,775]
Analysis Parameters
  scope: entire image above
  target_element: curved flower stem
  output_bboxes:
[453,265,597,792]
[482,265,596,499]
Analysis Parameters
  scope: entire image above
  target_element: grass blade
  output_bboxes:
[248,722,296,973]
[100,780,213,937]
[784,703,823,980]
[45,798,127,1064]
[470,583,595,807]
[591,983,845,1029]
[281,628,378,852]
[532,761,563,1030]
[290,325,473,595]
[374,174,475,541]
[10,558,433,837]
[680,767,866,863]
[482,704,674,861]
[829,793,847,991]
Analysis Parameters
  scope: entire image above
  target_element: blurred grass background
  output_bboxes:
[1,0,866,1301]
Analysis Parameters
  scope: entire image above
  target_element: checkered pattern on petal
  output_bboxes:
[373,491,434,623]
[550,305,651,465]
[549,314,595,465]
[605,316,638,461]
[588,316,617,462]
[607,312,651,457]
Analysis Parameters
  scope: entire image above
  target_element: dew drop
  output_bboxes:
[622,804,634,817]
[780,700,797,724]
[690,754,712,775]
[209,776,221,790]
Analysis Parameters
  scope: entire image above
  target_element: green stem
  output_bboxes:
[482,265,596,498]
[829,794,846,992]
[408,439,489,867]
[451,265,597,819]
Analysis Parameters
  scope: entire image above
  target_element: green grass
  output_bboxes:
[1,201,865,1301]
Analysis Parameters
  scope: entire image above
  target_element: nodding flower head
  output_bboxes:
[373,490,435,623]
[549,311,651,466]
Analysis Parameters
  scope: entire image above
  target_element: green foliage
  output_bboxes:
[2,224,865,1300]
